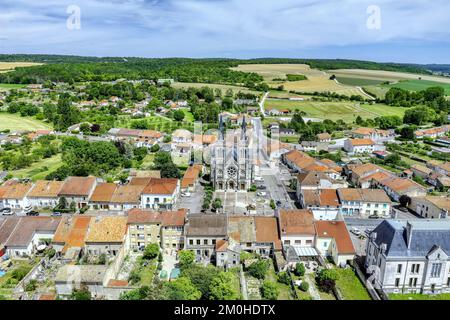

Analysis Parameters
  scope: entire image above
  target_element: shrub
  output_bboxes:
[143,243,160,260]
[46,248,56,259]
[299,281,309,292]
[294,263,305,277]
[25,280,38,292]
[277,272,291,285]
[261,281,279,300]
[11,266,31,281]
[316,269,338,293]
[248,260,269,280]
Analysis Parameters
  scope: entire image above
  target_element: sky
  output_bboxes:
[0,0,449,64]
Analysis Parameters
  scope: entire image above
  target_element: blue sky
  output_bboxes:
[0,0,449,64]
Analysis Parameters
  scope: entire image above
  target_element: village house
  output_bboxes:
[184,214,227,263]
[408,196,450,219]
[279,128,296,136]
[89,183,117,210]
[414,125,450,139]
[58,176,97,209]
[373,177,427,202]
[299,189,341,221]
[5,216,61,258]
[0,217,20,257]
[0,180,33,210]
[296,172,348,199]
[300,141,328,153]
[410,164,433,180]
[85,216,128,257]
[277,209,315,249]
[109,185,144,211]
[27,180,64,208]
[140,178,180,210]
[315,220,356,266]
[316,132,332,142]
[172,129,193,144]
[365,220,450,294]
[55,265,109,298]
[181,164,203,192]
[427,161,450,177]
[345,163,393,188]
[337,188,391,217]
[351,127,393,142]
[52,216,92,261]
[282,150,342,180]
[344,138,380,154]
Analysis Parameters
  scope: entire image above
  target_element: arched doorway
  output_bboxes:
[228,180,235,190]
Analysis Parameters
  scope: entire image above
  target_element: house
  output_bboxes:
[279,128,296,136]
[172,129,193,144]
[5,217,61,258]
[89,183,117,210]
[0,180,33,209]
[181,165,203,192]
[140,178,180,210]
[346,163,393,188]
[277,209,315,249]
[85,216,128,257]
[344,138,378,154]
[265,107,283,116]
[436,176,450,191]
[27,180,64,208]
[337,188,391,217]
[282,150,342,180]
[109,185,144,211]
[227,216,282,257]
[414,125,450,139]
[58,176,97,209]
[427,161,450,177]
[365,220,450,294]
[216,239,240,269]
[52,216,92,259]
[317,132,332,142]
[374,177,427,202]
[351,127,392,142]
[0,217,20,257]
[266,140,293,162]
[410,164,433,180]
[296,172,347,195]
[299,189,341,221]
[409,196,450,219]
[300,141,328,153]
[315,221,356,266]
[127,208,187,251]
[184,214,227,263]
[55,265,109,298]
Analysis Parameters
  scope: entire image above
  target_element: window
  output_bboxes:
[306,240,312,245]
[411,264,420,274]
[447,277,450,286]
[196,239,201,245]
[294,240,301,244]
[284,240,291,245]
[397,264,402,273]
[408,278,418,287]
[204,239,208,245]
[395,278,400,287]
[431,263,442,278]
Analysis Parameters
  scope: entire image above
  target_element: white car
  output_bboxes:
[254,176,263,182]
[351,228,362,236]
[256,191,267,197]
[1,208,13,216]
[181,192,191,197]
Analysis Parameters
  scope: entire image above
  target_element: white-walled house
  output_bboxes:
[299,189,341,221]
[27,180,64,208]
[366,220,450,295]
[337,188,392,217]
[277,209,316,248]
[140,178,180,210]
[0,181,33,210]
[315,221,356,266]
[58,176,97,209]
[344,138,378,154]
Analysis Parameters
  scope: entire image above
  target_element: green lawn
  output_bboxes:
[389,293,450,300]
[0,83,26,89]
[117,115,194,134]
[0,260,35,300]
[383,79,450,95]
[280,136,300,143]
[181,109,195,122]
[334,268,371,300]
[10,154,62,181]
[0,113,53,131]
[363,86,389,99]
[266,261,293,300]
[358,103,408,118]
[307,274,335,300]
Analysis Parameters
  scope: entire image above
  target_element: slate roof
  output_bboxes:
[185,214,227,237]
[372,219,450,258]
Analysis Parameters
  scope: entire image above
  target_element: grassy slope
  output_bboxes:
[0,113,53,131]
[10,154,62,181]
[0,83,27,89]
[334,268,371,300]
[384,79,450,95]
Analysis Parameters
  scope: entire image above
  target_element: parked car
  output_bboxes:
[351,228,361,236]
[256,191,267,197]
[181,192,191,197]
[256,185,267,190]
[368,214,380,219]
[254,176,263,182]
[26,211,39,216]
[1,208,13,216]
[52,212,62,216]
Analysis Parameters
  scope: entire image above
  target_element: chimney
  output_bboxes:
[406,222,413,249]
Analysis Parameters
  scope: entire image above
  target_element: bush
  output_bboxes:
[294,263,305,277]
[46,248,56,259]
[247,260,269,280]
[299,281,309,292]
[25,280,38,292]
[277,272,291,285]
[316,269,338,293]
[11,266,31,281]
[143,243,160,260]
[261,281,279,300]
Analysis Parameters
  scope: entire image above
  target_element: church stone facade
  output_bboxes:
[211,117,255,191]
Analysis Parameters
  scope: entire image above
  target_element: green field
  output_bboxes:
[265,99,407,122]
[10,154,62,181]
[116,115,194,133]
[334,268,371,300]
[0,83,26,89]
[384,79,450,95]
[362,85,389,99]
[0,113,53,131]
[171,82,259,95]
[336,76,383,86]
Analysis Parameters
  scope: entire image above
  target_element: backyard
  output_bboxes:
[0,259,36,300]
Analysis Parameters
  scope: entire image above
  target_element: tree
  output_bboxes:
[399,125,417,140]
[316,269,338,293]
[294,263,305,277]
[399,195,412,208]
[165,277,201,300]
[57,196,68,210]
[143,243,160,260]
[120,286,151,300]
[71,286,91,300]
[173,110,185,122]
[299,281,309,292]
[247,260,269,280]
[209,272,239,300]
[181,264,219,299]
[178,250,195,270]
[261,281,279,300]
[153,151,181,178]
[150,144,160,153]
[221,97,234,110]
[277,271,291,285]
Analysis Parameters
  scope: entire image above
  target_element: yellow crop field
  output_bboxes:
[0,62,43,73]
[233,64,366,98]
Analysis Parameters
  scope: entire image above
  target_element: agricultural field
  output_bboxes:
[0,62,43,73]
[362,85,390,99]
[0,83,26,89]
[171,81,259,95]
[335,76,383,87]
[0,113,53,131]
[265,99,407,122]
[116,115,194,133]
[383,79,450,95]
[233,64,366,98]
